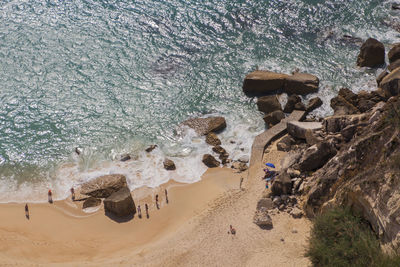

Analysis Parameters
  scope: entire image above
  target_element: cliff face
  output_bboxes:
[302,95,400,250]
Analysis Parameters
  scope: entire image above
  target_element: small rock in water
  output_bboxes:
[120,154,131,162]
[145,145,157,153]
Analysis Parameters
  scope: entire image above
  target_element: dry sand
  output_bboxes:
[0,139,311,266]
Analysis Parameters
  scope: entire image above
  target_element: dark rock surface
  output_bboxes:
[80,174,127,199]
[243,70,288,95]
[104,187,136,218]
[182,116,226,136]
[284,72,319,95]
[205,132,221,146]
[256,95,282,114]
[356,38,385,67]
[263,110,285,127]
[163,158,176,170]
[202,154,220,168]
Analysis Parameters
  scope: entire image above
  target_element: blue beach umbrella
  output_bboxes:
[265,163,275,168]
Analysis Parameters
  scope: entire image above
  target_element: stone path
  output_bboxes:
[248,110,306,181]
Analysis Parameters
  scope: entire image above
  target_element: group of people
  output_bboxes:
[262,163,277,189]
[136,189,168,219]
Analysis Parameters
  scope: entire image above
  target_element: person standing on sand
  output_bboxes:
[25,204,29,219]
[165,189,168,204]
[48,189,53,204]
[137,205,142,218]
[230,225,236,235]
[145,203,149,218]
[70,187,75,201]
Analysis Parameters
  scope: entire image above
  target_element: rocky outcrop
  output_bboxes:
[283,94,302,113]
[323,114,367,133]
[284,73,319,95]
[356,38,385,67]
[104,187,136,217]
[330,95,359,115]
[306,97,323,112]
[377,71,389,86]
[80,174,128,198]
[202,154,220,168]
[380,67,400,97]
[388,43,400,64]
[182,116,226,135]
[205,132,221,146]
[287,121,322,139]
[163,159,176,170]
[298,141,337,171]
[243,70,288,95]
[263,110,285,127]
[83,197,102,209]
[256,95,282,114]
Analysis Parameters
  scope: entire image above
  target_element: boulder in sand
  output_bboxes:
[182,116,226,136]
[80,174,127,199]
[287,121,322,140]
[256,95,282,114]
[104,187,136,217]
[205,132,221,146]
[284,73,319,95]
[356,38,385,67]
[290,207,303,219]
[271,171,292,196]
[163,158,176,170]
[82,197,102,209]
[243,70,288,95]
[202,154,220,168]
[253,207,273,229]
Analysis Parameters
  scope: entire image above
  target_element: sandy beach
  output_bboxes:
[0,140,310,266]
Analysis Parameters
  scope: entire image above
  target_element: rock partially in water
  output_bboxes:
[243,70,288,95]
[284,72,319,95]
[80,174,127,199]
[182,116,226,136]
[163,158,176,171]
[202,154,220,168]
[205,132,221,146]
[263,110,285,127]
[256,95,282,114]
[356,38,385,67]
[284,94,301,113]
[145,145,158,153]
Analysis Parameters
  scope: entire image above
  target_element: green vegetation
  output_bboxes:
[306,207,400,267]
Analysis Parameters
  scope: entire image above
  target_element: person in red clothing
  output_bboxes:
[48,189,53,204]
[25,203,29,219]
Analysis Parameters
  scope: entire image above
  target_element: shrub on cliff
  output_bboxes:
[306,207,400,267]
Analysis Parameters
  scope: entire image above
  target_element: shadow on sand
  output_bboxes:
[105,211,135,223]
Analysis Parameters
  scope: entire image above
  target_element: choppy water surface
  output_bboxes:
[0,0,399,201]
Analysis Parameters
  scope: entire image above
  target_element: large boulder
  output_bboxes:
[104,187,136,217]
[256,95,282,113]
[298,142,337,171]
[277,135,294,152]
[284,73,319,95]
[283,94,302,113]
[287,121,322,139]
[376,71,389,87]
[356,38,385,67]
[271,171,292,196]
[263,110,285,127]
[202,154,220,168]
[306,97,323,112]
[243,70,288,95]
[388,43,400,63]
[205,132,221,146]
[182,116,226,136]
[80,174,127,198]
[163,158,176,170]
[82,197,102,209]
[330,95,359,115]
[253,208,273,229]
[380,67,400,97]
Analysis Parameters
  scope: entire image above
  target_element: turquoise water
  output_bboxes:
[0,0,398,201]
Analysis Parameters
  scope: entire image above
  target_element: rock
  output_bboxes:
[239,162,248,171]
[279,204,285,210]
[212,145,226,155]
[281,194,288,202]
[202,154,220,168]
[256,95,282,114]
[330,95,359,115]
[277,135,294,152]
[120,154,131,162]
[298,142,337,171]
[82,197,101,209]
[293,178,303,193]
[263,110,285,126]
[257,198,274,210]
[182,116,226,135]
[356,38,385,67]
[338,88,358,105]
[253,208,273,229]
[104,187,136,217]
[273,196,282,206]
[341,125,357,142]
[271,171,292,196]
[243,70,288,95]
[283,94,301,113]
[305,129,323,146]
[280,238,285,242]
[388,59,400,72]
[392,3,400,10]
[377,71,389,86]
[290,207,303,218]
[287,121,323,139]
[284,72,319,95]
[238,155,249,163]
[323,114,366,133]
[294,102,306,111]
[388,43,400,64]
[287,168,301,178]
[163,158,176,170]
[380,67,400,97]
[80,174,128,198]
[205,132,221,146]
[145,145,157,153]
[306,97,323,112]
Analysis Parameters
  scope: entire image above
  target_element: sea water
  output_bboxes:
[0,0,399,202]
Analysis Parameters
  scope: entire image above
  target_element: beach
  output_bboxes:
[0,139,310,266]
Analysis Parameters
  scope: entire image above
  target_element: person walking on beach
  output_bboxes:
[145,203,149,218]
[155,194,159,209]
[239,177,244,190]
[230,225,236,235]
[25,203,29,219]
[165,189,168,204]
[137,205,142,219]
[70,187,75,201]
[48,189,53,204]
